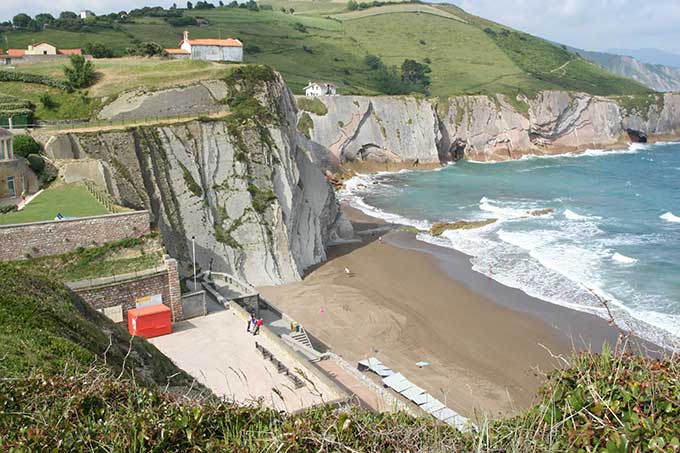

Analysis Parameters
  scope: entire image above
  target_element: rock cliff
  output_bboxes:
[301,92,680,164]
[41,68,352,286]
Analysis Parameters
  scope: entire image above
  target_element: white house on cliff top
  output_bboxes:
[304,81,337,97]
[166,31,243,62]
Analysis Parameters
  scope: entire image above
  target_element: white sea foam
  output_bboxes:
[660,211,680,223]
[612,252,638,265]
[339,161,680,351]
[564,209,587,220]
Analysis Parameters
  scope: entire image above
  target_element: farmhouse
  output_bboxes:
[304,81,337,97]
[0,129,39,202]
[1,42,82,65]
[80,10,96,19]
[165,31,243,62]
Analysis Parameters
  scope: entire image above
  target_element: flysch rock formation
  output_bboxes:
[301,91,680,165]
[302,95,442,169]
[41,71,353,286]
[37,70,680,285]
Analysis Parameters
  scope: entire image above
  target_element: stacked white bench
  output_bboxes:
[358,357,471,431]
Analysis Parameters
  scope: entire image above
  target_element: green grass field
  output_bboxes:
[0,0,651,119]
[0,184,109,225]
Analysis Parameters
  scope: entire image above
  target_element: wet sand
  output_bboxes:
[259,205,629,419]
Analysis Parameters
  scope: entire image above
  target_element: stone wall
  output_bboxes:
[0,210,150,261]
[69,256,183,322]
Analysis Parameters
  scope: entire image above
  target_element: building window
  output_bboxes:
[7,176,16,197]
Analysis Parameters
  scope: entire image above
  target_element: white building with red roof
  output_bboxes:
[1,42,82,65]
[165,31,243,62]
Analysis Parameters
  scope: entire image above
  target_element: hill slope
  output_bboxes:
[572,47,680,92]
[0,1,651,97]
[0,263,194,388]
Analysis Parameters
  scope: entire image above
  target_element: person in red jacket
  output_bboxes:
[252,318,263,336]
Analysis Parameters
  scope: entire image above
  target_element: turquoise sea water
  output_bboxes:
[342,143,680,349]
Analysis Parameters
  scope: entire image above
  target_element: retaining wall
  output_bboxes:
[68,256,183,322]
[0,210,150,261]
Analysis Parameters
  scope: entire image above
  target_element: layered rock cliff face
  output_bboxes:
[43,69,352,286]
[301,92,680,164]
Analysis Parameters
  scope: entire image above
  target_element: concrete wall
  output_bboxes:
[10,55,92,65]
[191,45,243,62]
[70,256,184,322]
[0,210,150,260]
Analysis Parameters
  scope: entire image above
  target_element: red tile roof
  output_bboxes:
[186,38,242,47]
[7,49,25,57]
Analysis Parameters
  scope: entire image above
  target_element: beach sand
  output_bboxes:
[259,205,628,419]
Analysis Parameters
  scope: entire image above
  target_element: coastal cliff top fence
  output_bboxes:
[0,211,150,261]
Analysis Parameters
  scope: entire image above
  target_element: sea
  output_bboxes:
[341,142,680,350]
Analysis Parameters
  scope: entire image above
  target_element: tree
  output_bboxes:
[63,54,96,89]
[347,0,358,11]
[34,13,55,27]
[400,58,431,93]
[59,11,78,20]
[364,54,384,70]
[187,1,193,9]
[83,42,115,58]
[12,13,32,28]
[219,0,224,6]
[12,135,42,158]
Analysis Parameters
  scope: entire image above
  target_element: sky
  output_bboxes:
[451,0,680,54]
[2,0,680,55]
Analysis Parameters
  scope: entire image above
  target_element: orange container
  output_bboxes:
[127,304,172,338]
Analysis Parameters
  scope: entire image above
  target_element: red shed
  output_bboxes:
[127,304,172,338]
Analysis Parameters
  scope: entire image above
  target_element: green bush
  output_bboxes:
[26,154,45,173]
[63,54,96,89]
[297,112,314,138]
[12,135,42,158]
[0,71,71,90]
[297,97,328,116]
[0,204,18,214]
[39,93,58,110]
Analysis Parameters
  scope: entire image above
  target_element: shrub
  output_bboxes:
[83,42,116,58]
[0,71,71,90]
[297,112,313,138]
[297,97,328,116]
[26,154,45,173]
[126,42,167,57]
[0,204,18,214]
[63,55,96,89]
[293,22,307,33]
[12,135,42,158]
[39,93,58,110]
[165,16,196,27]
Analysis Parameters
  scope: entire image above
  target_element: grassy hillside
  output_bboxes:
[0,263,194,387]
[0,1,651,99]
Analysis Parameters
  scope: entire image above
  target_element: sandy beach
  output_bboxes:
[259,204,631,419]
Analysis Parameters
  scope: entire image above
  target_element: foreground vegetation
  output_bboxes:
[0,264,678,451]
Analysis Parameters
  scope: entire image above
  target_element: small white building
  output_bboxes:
[80,10,96,19]
[165,31,243,62]
[304,81,337,97]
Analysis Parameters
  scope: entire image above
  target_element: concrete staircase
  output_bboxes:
[290,328,313,349]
